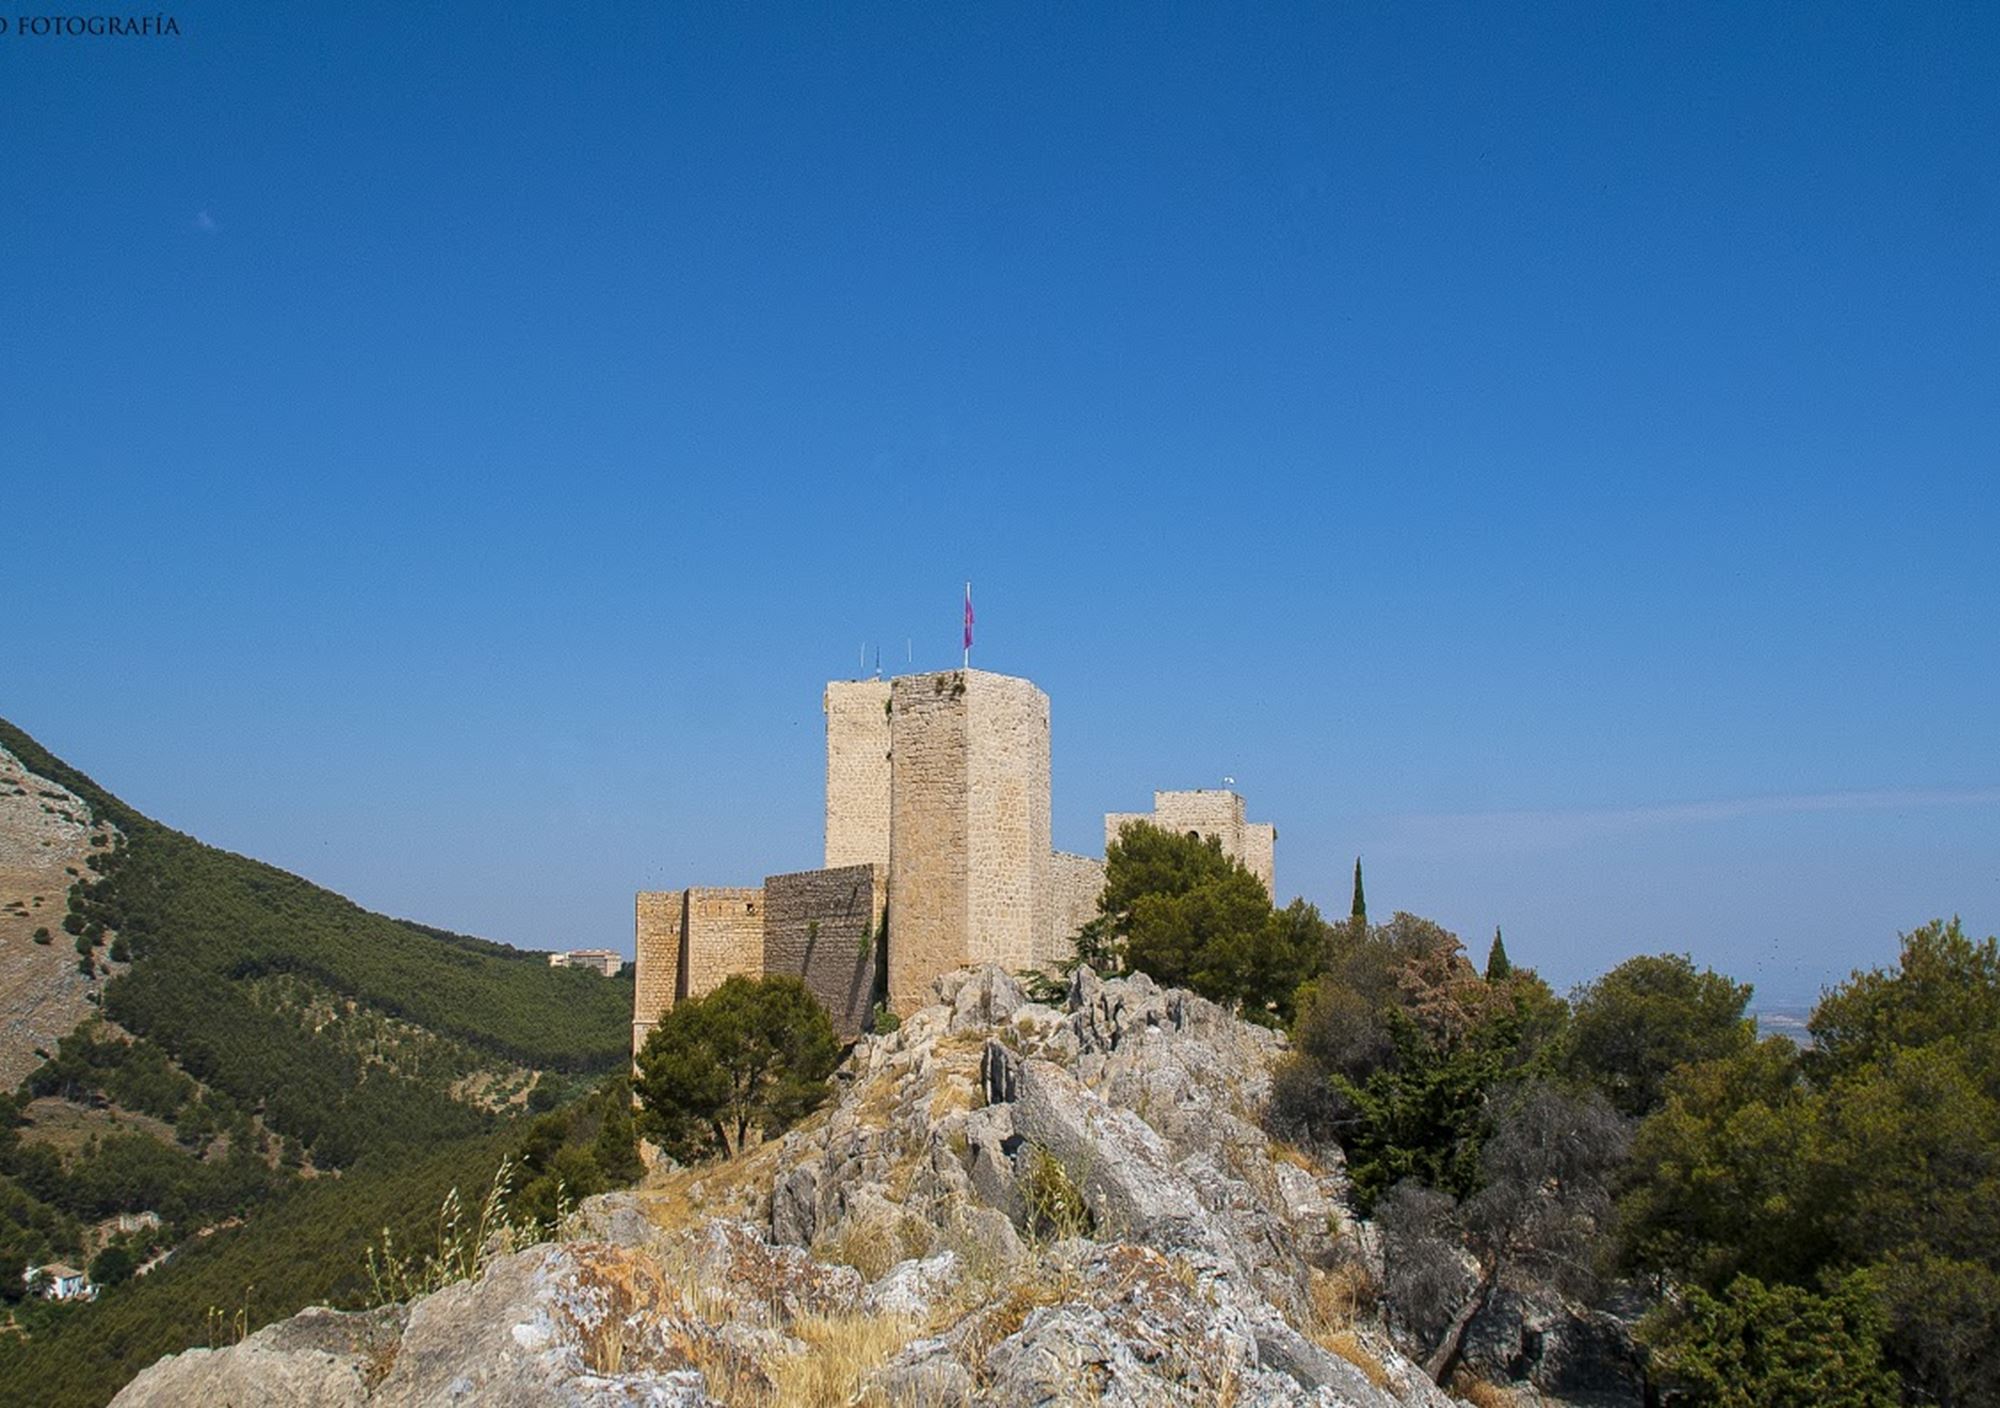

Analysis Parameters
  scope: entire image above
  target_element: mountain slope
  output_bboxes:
[0,717,636,1402]
[0,717,631,1164]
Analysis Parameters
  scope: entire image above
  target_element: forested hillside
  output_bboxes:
[0,717,636,1403]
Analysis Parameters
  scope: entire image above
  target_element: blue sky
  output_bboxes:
[3,3,1995,1006]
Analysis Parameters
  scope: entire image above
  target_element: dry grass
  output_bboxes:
[854,1071,907,1131]
[1321,1329,1391,1390]
[1303,1260,1391,1391]
[1269,1139,1323,1173]
[1454,1377,1519,1408]
[633,1115,816,1236]
[664,1285,924,1407]
[928,1073,979,1121]
[1304,1261,1375,1338]
[764,1310,922,1407]
[812,1209,933,1283]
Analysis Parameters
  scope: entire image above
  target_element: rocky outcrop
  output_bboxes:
[1459,1286,1648,1403]
[0,744,125,1089]
[116,966,1472,1407]
[111,1305,408,1408]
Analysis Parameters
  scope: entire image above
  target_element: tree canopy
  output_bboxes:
[1645,1274,1900,1408]
[1618,919,2000,1407]
[1273,912,1571,1213]
[1075,822,1319,1025]
[1563,952,1754,1118]
[633,975,840,1162]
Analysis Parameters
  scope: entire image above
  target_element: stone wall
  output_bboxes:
[1151,789,1247,855]
[1243,823,1276,898]
[635,670,1275,1049]
[631,888,767,1056]
[632,890,684,1057]
[824,679,892,868]
[1045,850,1107,967]
[682,887,764,1001]
[1102,812,1149,848]
[763,863,884,1040]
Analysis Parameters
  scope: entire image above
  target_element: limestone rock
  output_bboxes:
[113,1305,407,1408]
[571,1191,664,1251]
[1459,1286,1646,1402]
[368,1243,723,1407]
[114,965,1475,1408]
[863,1250,962,1319]
[670,1218,861,1326]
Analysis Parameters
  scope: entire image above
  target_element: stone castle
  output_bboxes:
[633,667,1275,1051]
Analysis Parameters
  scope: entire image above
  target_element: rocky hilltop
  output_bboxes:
[115,968,1508,1406]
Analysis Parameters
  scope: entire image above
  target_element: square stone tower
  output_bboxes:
[886,669,1051,1012]
[824,679,893,868]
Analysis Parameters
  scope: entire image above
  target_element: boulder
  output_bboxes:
[113,1305,407,1408]
[1460,1286,1646,1402]
[863,1250,963,1319]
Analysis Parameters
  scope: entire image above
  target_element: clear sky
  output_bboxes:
[4,3,1995,1006]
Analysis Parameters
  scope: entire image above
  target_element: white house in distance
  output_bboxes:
[548,948,623,977]
[26,1263,92,1301]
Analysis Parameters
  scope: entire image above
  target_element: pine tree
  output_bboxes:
[1351,858,1367,925]
[1485,928,1512,982]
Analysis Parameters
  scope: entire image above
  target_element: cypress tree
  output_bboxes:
[1350,858,1367,925]
[1485,927,1512,982]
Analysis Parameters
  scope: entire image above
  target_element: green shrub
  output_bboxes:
[634,975,839,1162]
[1019,1143,1094,1240]
[1645,1273,1897,1408]
[88,1244,135,1288]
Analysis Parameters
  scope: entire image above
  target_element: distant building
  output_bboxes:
[548,948,623,977]
[27,1263,91,1301]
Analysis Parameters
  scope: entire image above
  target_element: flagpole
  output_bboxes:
[963,581,972,670]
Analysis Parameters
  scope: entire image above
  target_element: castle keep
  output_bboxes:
[633,668,1275,1052]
